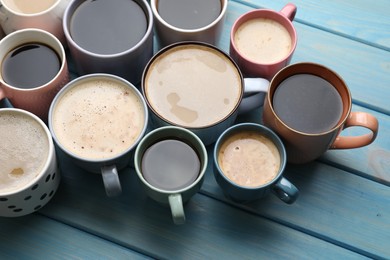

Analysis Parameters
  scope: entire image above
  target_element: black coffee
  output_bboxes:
[273,74,343,134]
[157,0,221,29]
[1,43,60,89]
[70,0,147,55]
[141,139,200,191]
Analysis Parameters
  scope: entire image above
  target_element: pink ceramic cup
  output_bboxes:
[0,29,69,122]
[230,3,297,80]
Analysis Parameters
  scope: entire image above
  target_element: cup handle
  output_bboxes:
[272,177,299,204]
[280,3,297,21]
[168,194,185,225]
[330,112,379,149]
[238,78,269,114]
[0,4,7,23]
[101,165,122,197]
[0,88,5,100]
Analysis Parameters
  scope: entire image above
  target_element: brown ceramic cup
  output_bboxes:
[262,62,379,164]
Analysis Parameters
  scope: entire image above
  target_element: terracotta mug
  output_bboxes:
[230,3,297,80]
[262,62,379,164]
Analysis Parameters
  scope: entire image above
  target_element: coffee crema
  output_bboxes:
[157,0,221,30]
[2,0,57,14]
[234,18,292,64]
[272,73,343,134]
[144,44,242,128]
[218,131,280,187]
[141,139,200,191]
[0,111,49,193]
[1,43,61,89]
[70,0,147,55]
[52,78,145,160]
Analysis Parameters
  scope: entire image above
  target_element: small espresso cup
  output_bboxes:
[63,0,154,84]
[0,0,70,45]
[0,28,69,122]
[230,3,297,80]
[213,123,298,203]
[0,108,60,217]
[134,126,208,225]
[142,41,270,145]
[262,62,379,164]
[49,74,148,197]
[151,0,228,48]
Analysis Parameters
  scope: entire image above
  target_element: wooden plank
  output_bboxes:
[37,153,364,259]
[234,0,390,50]
[217,2,390,114]
[201,154,390,259]
[0,214,149,259]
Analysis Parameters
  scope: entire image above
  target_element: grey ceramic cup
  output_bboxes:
[213,123,299,204]
[134,126,208,225]
[49,74,148,197]
[62,0,154,84]
[151,0,228,48]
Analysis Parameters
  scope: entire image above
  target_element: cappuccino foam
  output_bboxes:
[234,18,292,64]
[145,44,242,128]
[52,78,145,160]
[3,0,57,14]
[0,111,49,193]
[218,131,280,187]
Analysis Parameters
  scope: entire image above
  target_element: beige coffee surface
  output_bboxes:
[52,79,145,160]
[0,111,49,193]
[3,0,57,14]
[218,131,280,187]
[145,45,242,128]
[234,18,292,64]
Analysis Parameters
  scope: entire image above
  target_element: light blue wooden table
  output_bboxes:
[1,0,389,259]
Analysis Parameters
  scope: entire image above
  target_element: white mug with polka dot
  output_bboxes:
[0,108,60,217]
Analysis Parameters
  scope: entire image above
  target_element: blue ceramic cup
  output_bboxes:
[213,123,298,204]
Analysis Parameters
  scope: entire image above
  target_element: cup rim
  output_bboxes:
[0,0,61,17]
[230,8,297,66]
[63,0,154,58]
[0,108,55,196]
[141,41,244,130]
[267,62,352,136]
[134,125,208,194]
[150,0,228,33]
[0,28,67,91]
[213,122,287,190]
[48,73,149,164]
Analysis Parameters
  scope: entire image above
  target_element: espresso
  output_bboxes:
[1,43,61,89]
[0,111,49,193]
[141,139,200,191]
[144,44,242,128]
[218,131,280,187]
[234,18,292,64]
[157,0,221,29]
[52,78,145,160]
[273,74,343,134]
[70,0,147,55]
[3,0,57,14]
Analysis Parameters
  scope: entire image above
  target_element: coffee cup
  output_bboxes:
[262,62,379,164]
[0,0,70,45]
[151,0,227,48]
[142,41,270,145]
[0,28,69,122]
[134,126,208,225]
[63,0,154,84]
[49,74,148,197]
[213,123,298,203]
[0,108,60,217]
[230,3,297,80]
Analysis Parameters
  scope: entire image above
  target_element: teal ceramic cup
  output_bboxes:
[213,123,298,204]
[134,126,208,225]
